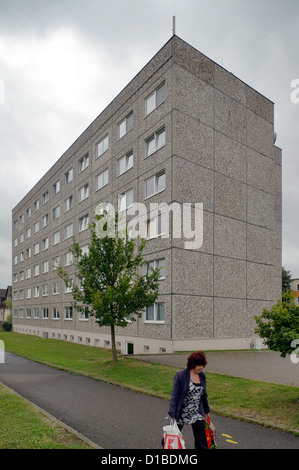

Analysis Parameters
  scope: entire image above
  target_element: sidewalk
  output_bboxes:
[134,350,299,387]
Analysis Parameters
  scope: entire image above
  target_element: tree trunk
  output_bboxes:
[110,323,117,362]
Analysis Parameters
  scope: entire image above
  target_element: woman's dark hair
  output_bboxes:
[187,351,207,369]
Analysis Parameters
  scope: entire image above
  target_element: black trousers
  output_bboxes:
[178,420,208,450]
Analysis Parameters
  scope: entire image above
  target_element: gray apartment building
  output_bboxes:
[12,35,282,355]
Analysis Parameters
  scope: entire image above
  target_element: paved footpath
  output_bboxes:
[0,351,298,450]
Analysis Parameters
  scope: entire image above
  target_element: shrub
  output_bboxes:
[2,321,12,332]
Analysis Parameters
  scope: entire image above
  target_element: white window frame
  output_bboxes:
[42,308,49,319]
[96,169,109,190]
[79,154,89,173]
[146,213,166,239]
[65,168,73,184]
[52,180,60,196]
[145,302,165,323]
[145,127,165,157]
[78,183,89,202]
[118,111,133,139]
[42,237,49,251]
[42,191,49,205]
[52,205,60,220]
[79,214,89,232]
[52,307,60,320]
[146,258,165,280]
[118,188,133,212]
[42,214,49,228]
[97,135,109,158]
[145,171,165,199]
[52,231,60,246]
[64,223,73,240]
[117,150,133,176]
[64,306,73,320]
[65,195,73,212]
[145,82,165,116]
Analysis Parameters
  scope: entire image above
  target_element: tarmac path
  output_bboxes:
[0,351,298,450]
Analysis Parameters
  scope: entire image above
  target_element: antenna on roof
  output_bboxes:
[172,15,176,35]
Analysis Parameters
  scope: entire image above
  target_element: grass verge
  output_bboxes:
[0,332,298,440]
[0,382,93,449]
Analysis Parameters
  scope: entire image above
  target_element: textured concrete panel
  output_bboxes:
[214,173,247,221]
[214,215,246,260]
[173,110,214,169]
[247,149,274,194]
[214,91,247,145]
[214,132,247,182]
[214,298,247,338]
[247,186,274,229]
[172,249,213,296]
[214,257,247,299]
[173,295,214,339]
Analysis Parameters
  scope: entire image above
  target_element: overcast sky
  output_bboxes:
[1,0,299,287]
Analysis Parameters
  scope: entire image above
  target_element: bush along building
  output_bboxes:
[12,35,282,355]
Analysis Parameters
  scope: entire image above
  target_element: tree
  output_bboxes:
[255,291,299,357]
[282,266,292,295]
[58,205,160,362]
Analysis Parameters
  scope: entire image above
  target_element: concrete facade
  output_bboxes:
[12,35,282,354]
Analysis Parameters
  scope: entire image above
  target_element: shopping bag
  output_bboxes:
[204,415,217,449]
[163,419,186,449]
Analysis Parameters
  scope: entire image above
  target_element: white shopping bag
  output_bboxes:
[163,419,186,449]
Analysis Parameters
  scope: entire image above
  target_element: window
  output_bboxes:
[79,307,89,321]
[33,242,39,255]
[20,252,24,262]
[52,180,60,195]
[19,308,24,318]
[33,286,39,298]
[34,308,39,319]
[118,189,133,212]
[19,214,24,224]
[26,267,31,279]
[64,251,73,266]
[79,215,89,232]
[42,191,49,204]
[64,223,73,239]
[96,169,109,190]
[97,135,109,158]
[65,168,73,184]
[42,308,49,319]
[64,306,73,319]
[34,200,39,212]
[42,261,49,273]
[34,221,39,233]
[26,308,31,318]
[146,258,165,279]
[42,214,49,227]
[79,183,89,202]
[14,255,18,265]
[20,233,24,243]
[42,284,48,296]
[145,302,165,323]
[26,207,31,219]
[52,205,60,220]
[33,264,39,276]
[19,290,24,300]
[26,227,31,239]
[26,247,31,258]
[19,270,24,280]
[52,256,60,270]
[145,127,165,157]
[145,171,165,198]
[118,111,133,139]
[52,307,60,319]
[65,195,73,212]
[52,231,60,245]
[118,151,133,176]
[52,281,59,295]
[65,280,73,293]
[145,82,165,116]
[26,287,31,299]
[42,237,49,250]
[79,154,89,173]
[14,238,18,248]
[147,213,166,239]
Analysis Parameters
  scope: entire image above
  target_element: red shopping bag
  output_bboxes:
[163,420,186,449]
[205,415,217,449]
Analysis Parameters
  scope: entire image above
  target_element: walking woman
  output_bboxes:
[168,351,210,449]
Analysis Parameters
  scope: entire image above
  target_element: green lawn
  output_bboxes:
[0,382,92,449]
[0,331,298,443]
